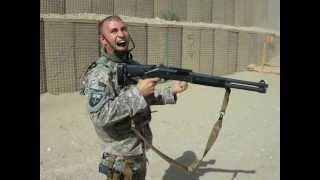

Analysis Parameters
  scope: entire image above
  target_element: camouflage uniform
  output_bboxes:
[81,49,177,180]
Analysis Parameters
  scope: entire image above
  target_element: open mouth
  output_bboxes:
[116,40,127,47]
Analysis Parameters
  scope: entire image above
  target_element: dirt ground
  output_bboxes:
[40,57,280,180]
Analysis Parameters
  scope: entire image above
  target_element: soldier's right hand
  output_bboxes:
[137,77,160,97]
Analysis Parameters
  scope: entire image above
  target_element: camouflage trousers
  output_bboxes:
[99,152,147,180]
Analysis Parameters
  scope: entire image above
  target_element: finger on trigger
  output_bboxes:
[150,77,160,82]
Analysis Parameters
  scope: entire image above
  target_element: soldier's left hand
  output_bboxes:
[172,81,188,94]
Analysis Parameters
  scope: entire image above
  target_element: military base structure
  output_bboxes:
[40,0,280,95]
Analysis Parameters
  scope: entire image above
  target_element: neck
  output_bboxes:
[101,48,131,63]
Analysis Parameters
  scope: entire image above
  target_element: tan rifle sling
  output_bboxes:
[131,88,231,173]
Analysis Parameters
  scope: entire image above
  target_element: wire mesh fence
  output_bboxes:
[40,17,279,94]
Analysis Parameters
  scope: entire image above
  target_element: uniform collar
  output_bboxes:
[101,48,133,63]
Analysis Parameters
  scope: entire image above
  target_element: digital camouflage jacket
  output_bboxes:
[81,50,177,156]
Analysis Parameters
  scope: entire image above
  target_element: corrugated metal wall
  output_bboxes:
[147,24,167,65]
[40,0,65,14]
[181,27,200,72]
[44,21,76,94]
[74,22,99,91]
[199,28,214,74]
[212,0,225,24]
[213,29,228,75]
[227,31,238,74]
[224,0,235,26]
[237,31,250,71]
[128,22,148,64]
[91,0,114,14]
[40,20,47,93]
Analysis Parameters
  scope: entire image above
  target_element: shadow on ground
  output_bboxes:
[162,151,256,180]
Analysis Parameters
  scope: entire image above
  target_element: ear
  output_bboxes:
[99,35,106,45]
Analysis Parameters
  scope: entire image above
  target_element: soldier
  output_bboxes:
[80,15,188,180]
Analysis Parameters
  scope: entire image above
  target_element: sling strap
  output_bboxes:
[131,88,231,173]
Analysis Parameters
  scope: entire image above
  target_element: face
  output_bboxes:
[100,20,129,54]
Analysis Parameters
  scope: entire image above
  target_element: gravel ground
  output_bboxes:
[40,57,280,180]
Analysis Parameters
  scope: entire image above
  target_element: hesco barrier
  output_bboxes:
[181,27,200,72]
[167,26,182,68]
[147,24,182,67]
[65,0,114,14]
[173,0,187,21]
[274,36,280,57]
[254,0,268,27]
[213,29,228,75]
[200,0,213,23]
[91,0,114,14]
[226,30,238,74]
[245,0,254,26]
[199,28,214,75]
[65,0,91,13]
[235,0,245,26]
[42,18,100,94]
[114,0,136,17]
[74,22,99,91]
[186,0,201,22]
[154,0,170,19]
[40,20,47,93]
[256,33,265,65]
[248,32,258,65]
[224,0,235,26]
[154,0,187,21]
[237,31,250,71]
[136,0,154,18]
[44,21,76,94]
[147,24,167,65]
[127,22,148,64]
[40,0,65,14]
[212,0,225,24]
[40,16,279,94]
[114,0,154,18]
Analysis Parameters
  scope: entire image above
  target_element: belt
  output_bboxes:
[102,152,145,160]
